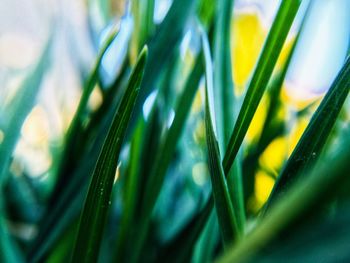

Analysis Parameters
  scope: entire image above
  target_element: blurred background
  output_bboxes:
[0,0,349,258]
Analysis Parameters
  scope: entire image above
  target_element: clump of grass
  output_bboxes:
[0,0,349,263]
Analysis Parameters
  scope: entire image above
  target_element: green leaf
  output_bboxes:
[130,0,155,58]
[50,26,120,202]
[202,30,239,245]
[114,118,145,260]
[70,46,148,263]
[217,130,350,263]
[222,0,302,174]
[213,0,245,233]
[266,55,350,209]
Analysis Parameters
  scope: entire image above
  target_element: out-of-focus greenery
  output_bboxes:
[0,0,349,262]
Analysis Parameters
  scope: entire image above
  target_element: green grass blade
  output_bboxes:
[266,55,350,209]
[114,119,145,260]
[217,131,350,263]
[70,47,148,263]
[202,30,239,245]
[213,0,235,152]
[205,95,238,245]
[51,26,119,201]
[131,0,155,57]
[222,0,302,174]
[213,0,245,233]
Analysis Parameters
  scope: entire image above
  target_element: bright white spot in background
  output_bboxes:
[143,90,158,119]
[154,0,172,24]
[167,109,175,128]
[99,16,133,86]
[287,0,350,99]
[0,34,40,69]
[180,30,192,60]
[192,162,208,186]
[0,130,4,144]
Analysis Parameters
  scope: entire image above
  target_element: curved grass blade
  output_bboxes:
[265,55,350,210]
[50,26,120,203]
[70,46,148,263]
[217,131,350,263]
[28,88,128,262]
[202,31,239,245]
[213,0,245,233]
[222,0,302,175]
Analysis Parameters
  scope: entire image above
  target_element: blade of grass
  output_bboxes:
[70,46,147,263]
[222,0,302,175]
[213,0,245,233]
[217,131,350,263]
[202,30,239,245]
[265,55,350,210]
[50,26,120,203]
[130,0,155,60]
[28,95,124,262]
[114,118,145,261]
[242,4,311,207]
[205,92,238,245]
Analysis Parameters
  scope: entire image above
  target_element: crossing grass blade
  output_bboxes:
[217,131,350,263]
[70,46,147,263]
[222,0,302,175]
[204,94,239,245]
[213,0,245,233]
[265,55,350,210]
[202,30,239,245]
